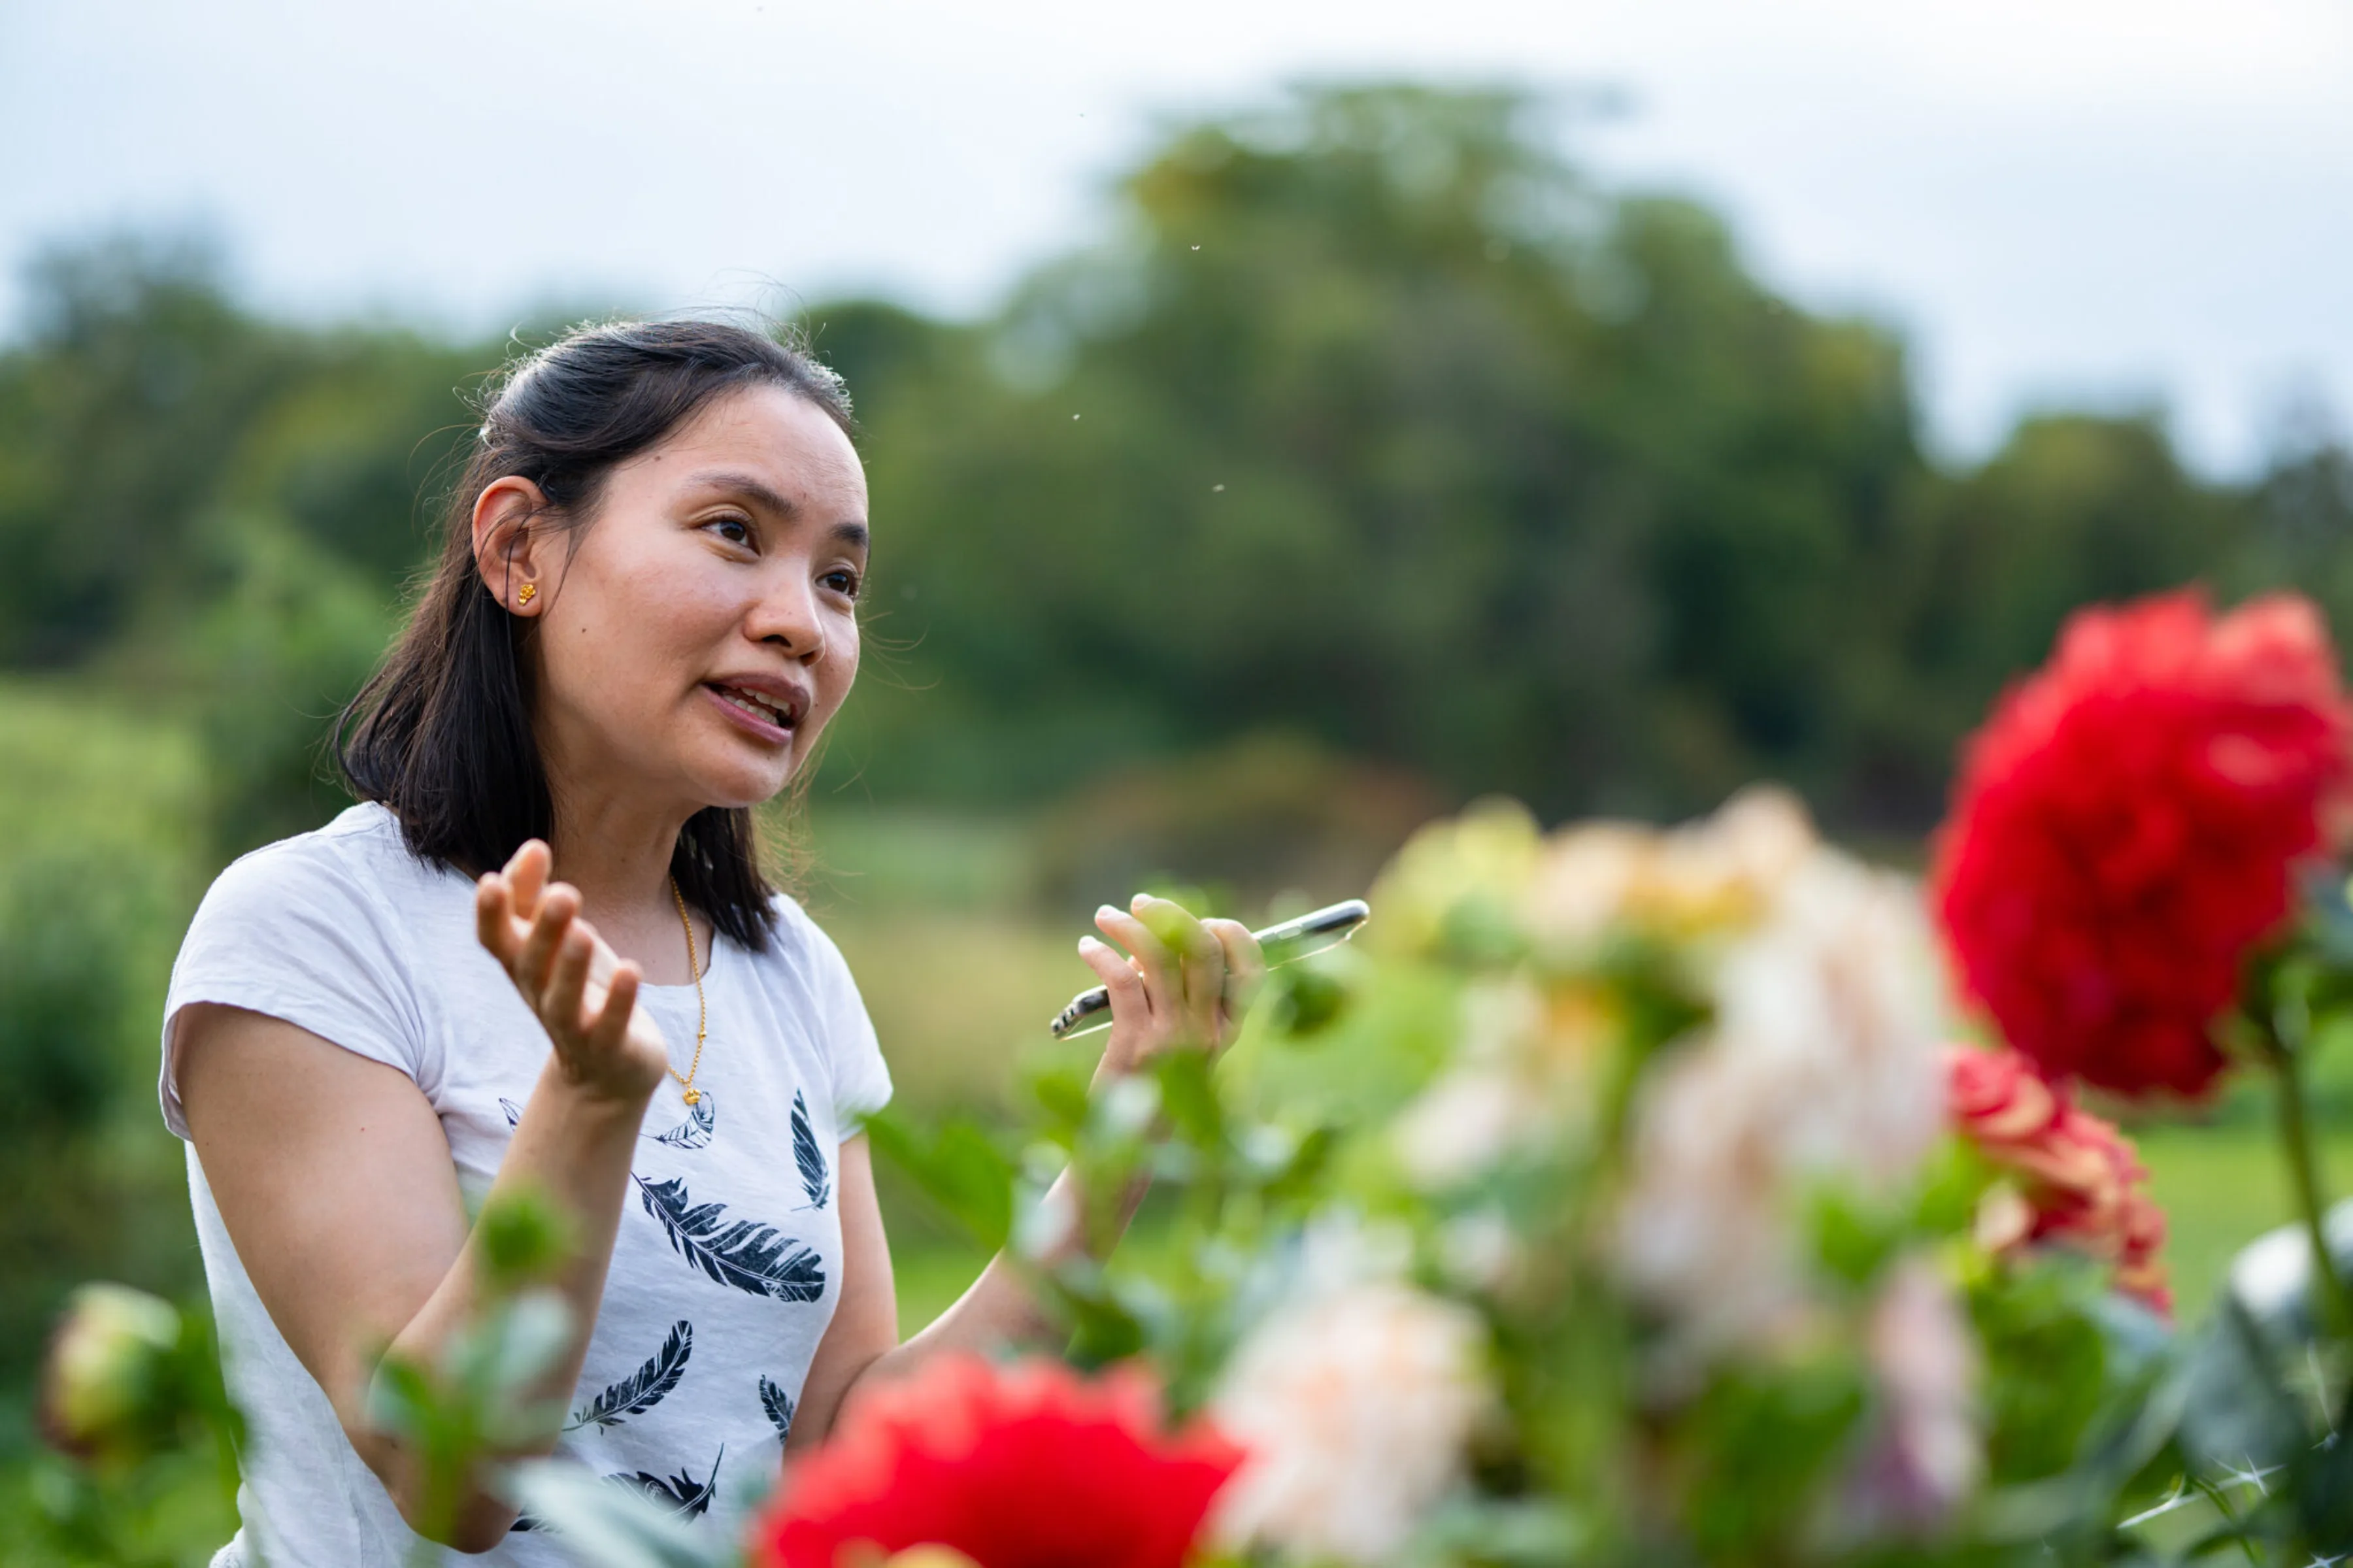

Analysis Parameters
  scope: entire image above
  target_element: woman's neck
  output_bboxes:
[544,782,705,986]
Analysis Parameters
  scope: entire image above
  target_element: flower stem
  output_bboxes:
[2270,1041,2353,1337]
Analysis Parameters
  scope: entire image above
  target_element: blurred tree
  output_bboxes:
[0,236,295,667]
[0,687,207,1403]
[833,86,1937,822]
[0,234,478,852]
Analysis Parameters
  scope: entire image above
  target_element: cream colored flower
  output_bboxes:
[1520,822,1655,948]
[1522,784,1816,952]
[1614,844,1946,1357]
[1393,978,1548,1184]
[1211,1282,1490,1565]
[1394,975,1609,1186]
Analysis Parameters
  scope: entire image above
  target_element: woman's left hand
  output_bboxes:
[1078,894,1267,1084]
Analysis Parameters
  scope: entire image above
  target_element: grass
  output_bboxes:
[2139,1117,2353,1314]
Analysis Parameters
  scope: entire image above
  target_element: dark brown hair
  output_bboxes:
[336,318,854,950]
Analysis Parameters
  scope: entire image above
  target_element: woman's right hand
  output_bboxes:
[475,840,669,1104]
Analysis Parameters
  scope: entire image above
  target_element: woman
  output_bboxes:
[161,320,1263,1565]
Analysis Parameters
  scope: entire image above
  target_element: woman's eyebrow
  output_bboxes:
[687,469,797,518]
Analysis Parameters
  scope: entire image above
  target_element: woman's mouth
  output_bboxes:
[704,682,797,741]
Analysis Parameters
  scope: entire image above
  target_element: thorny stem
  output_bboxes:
[2268,1029,2353,1339]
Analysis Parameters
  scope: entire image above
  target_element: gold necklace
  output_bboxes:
[667,876,708,1105]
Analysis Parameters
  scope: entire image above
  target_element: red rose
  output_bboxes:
[1933,592,2353,1095]
[1947,1046,2173,1316]
[752,1356,1244,1568]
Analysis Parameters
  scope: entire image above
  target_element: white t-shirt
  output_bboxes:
[158,803,892,1568]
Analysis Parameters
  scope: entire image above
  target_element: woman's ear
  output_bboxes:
[471,476,555,616]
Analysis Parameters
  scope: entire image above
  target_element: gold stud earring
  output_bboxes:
[517,583,537,607]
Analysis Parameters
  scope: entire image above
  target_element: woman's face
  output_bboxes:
[511,384,867,816]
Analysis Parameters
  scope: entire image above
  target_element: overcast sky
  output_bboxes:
[7,0,2350,475]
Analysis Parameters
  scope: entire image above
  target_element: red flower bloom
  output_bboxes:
[1948,1046,2173,1316]
[1932,592,2353,1095]
[752,1356,1244,1568]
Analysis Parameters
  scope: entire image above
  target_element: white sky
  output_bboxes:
[7,0,2350,474]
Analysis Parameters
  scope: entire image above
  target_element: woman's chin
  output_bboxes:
[686,752,799,812]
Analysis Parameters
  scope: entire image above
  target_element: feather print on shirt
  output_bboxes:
[650,1093,716,1150]
[758,1374,796,1446]
[633,1175,825,1301]
[790,1090,830,1210]
[610,1445,724,1520]
[502,1093,715,1151]
[565,1320,692,1431]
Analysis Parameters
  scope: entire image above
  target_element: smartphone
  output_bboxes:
[1047,897,1371,1038]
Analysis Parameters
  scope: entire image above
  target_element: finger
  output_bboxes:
[1077,935,1149,1020]
[476,873,520,964]
[1095,904,1174,1007]
[518,884,580,995]
[588,960,642,1052]
[544,924,594,1037]
[1205,918,1267,1029]
[507,840,551,924]
[1139,897,1223,1039]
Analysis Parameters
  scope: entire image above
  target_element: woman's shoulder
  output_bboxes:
[756,888,859,981]
[761,884,825,943]
[164,809,452,1137]
[189,803,458,953]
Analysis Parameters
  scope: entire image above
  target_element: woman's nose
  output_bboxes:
[746,573,824,661]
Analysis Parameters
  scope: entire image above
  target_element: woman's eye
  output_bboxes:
[708,516,753,547]
[822,569,862,599]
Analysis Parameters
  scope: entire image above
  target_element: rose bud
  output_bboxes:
[37,1283,186,1468]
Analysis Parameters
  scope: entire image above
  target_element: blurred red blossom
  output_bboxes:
[1948,1046,2171,1316]
[751,1354,1243,1568]
[1933,591,2353,1095]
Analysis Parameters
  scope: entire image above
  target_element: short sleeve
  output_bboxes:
[160,837,433,1140]
[779,899,893,1124]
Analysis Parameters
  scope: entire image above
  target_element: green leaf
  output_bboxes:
[1259,1122,1339,1206]
[1152,1048,1224,1148]
[863,1109,1015,1252]
[361,1358,437,1443]
[1808,1185,1899,1290]
[1267,960,1351,1038]
[476,1292,576,1401]
[1025,1063,1095,1141]
[474,1186,576,1295]
[1673,1354,1869,1556]
[1971,1255,2113,1484]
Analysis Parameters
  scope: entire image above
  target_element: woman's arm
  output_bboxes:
[790,894,1263,1447]
[176,842,669,1551]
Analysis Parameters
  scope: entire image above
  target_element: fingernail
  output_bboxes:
[1095,905,1119,922]
[1078,935,1100,954]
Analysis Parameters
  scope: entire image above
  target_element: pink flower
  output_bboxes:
[1947,1046,2173,1316]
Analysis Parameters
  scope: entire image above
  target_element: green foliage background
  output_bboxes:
[3,82,2350,1562]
